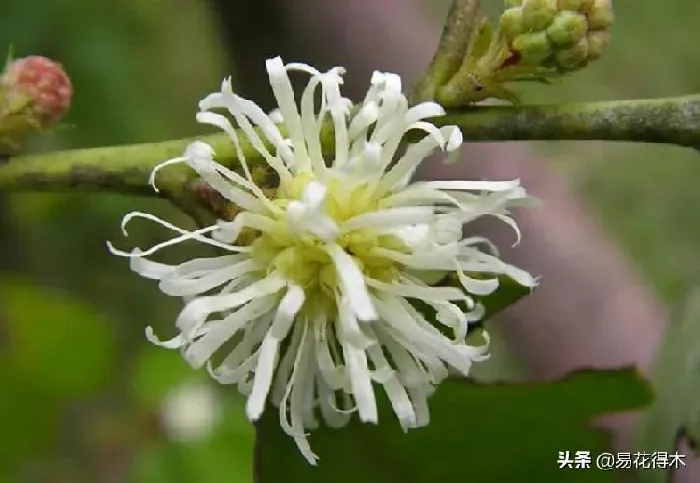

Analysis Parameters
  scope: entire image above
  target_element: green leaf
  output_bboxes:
[2,278,116,398]
[475,274,532,321]
[256,368,652,483]
[413,273,532,332]
[636,286,700,482]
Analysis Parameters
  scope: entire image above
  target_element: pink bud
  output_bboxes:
[2,56,72,125]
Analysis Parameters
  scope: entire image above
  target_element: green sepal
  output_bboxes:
[3,45,14,72]
[468,17,494,64]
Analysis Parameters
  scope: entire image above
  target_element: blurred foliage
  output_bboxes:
[0,0,698,482]
[509,0,700,304]
[0,0,251,481]
[259,369,651,482]
[637,286,700,483]
[134,388,253,483]
[2,279,115,397]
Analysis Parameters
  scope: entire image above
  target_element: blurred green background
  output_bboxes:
[0,0,698,482]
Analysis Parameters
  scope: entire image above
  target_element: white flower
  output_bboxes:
[109,57,537,464]
[161,381,222,443]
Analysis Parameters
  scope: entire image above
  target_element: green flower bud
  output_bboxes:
[579,0,595,12]
[449,0,613,105]
[522,0,558,31]
[586,30,610,60]
[513,31,552,65]
[558,0,583,10]
[554,37,588,69]
[500,8,525,41]
[588,0,614,30]
[546,11,587,45]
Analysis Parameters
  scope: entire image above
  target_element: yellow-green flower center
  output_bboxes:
[249,174,408,318]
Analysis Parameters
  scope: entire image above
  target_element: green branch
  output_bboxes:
[0,94,698,200]
[437,94,700,147]
[1,135,207,197]
[412,0,480,104]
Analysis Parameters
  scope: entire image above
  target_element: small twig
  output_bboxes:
[0,95,698,201]
[435,94,700,148]
[411,0,481,103]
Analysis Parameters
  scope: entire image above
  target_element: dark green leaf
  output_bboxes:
[257,368,652,483]
[410,273,532,335]
[474,274,532,321]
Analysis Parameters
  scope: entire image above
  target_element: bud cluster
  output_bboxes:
[501,0,613,72]
[435,0,614,106]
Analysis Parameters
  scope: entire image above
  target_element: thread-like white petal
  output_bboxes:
[325,244,377,321]
[109,57,538,467]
